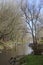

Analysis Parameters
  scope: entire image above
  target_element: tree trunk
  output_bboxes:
[33,40,41,55]
[32,37,41,55]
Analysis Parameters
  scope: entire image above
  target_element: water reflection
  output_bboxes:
[0,43,33,65]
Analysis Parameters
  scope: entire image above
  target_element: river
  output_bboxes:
[0,43,33,65]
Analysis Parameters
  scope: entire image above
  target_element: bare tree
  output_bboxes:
[21,0,43,54]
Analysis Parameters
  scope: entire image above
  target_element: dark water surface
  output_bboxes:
[0,53,11,65]
[0,43,33,65]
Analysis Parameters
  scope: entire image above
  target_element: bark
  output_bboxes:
[32,37,41,55]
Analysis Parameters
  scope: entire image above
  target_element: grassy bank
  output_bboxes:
[24,55,43,65]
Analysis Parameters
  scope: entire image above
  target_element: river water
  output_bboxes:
[0,43,33,65]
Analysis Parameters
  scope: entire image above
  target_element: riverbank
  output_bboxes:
[23,55,43,65]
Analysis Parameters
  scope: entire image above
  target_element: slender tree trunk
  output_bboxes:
[32,36,39,55]
[32,36,41,55]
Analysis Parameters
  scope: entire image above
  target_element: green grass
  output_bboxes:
[24,55,43,65]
